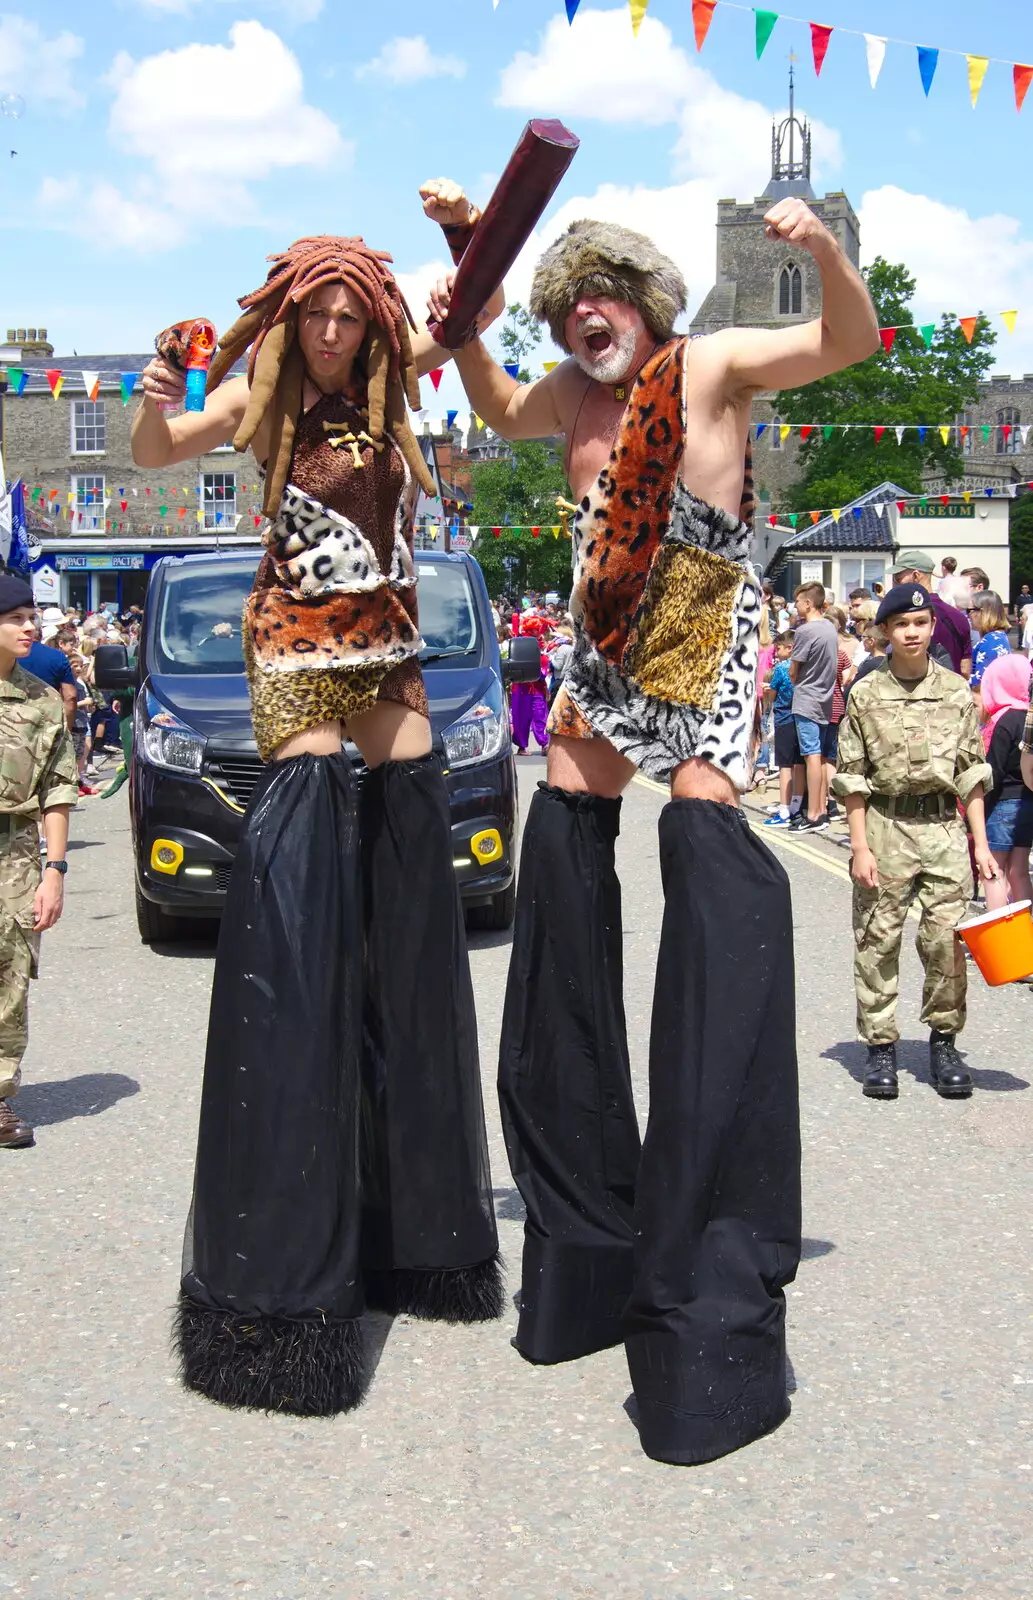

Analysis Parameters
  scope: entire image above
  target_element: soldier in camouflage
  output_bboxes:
[0,575,79,1148]
[832,583,998,1101]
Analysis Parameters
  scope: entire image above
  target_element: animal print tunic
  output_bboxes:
[243,391,427,760]
[547,338,761,791]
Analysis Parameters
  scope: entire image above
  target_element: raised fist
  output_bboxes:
[420,178,474,228]
[763,198,834,256]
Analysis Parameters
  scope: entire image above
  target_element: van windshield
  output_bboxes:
[151,556,480,675]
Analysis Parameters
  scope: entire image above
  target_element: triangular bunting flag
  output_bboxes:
[874,503,885,518]
[966,55,989,110]
[864,34,886,89]
[917,426,928,442]
[940,494,950,506]
[1001,310,1018,335]
[629,0,648,36]
[896,501,906,514]
[895,426,905,445]
[788,513,798,528]
[917,46,938,97]
[879,327,897,353]
[7,366,27,395]
[755,9,778,59]
[874,426,886,443]
[159,504,168,516]
[799,425,813,441]
[779,423,791,444]
[919,323,935,350]
[1015,64,1033,114]
[565,0,581,21]
[254,514,262,528]
[810,23,833,77]
[959,316,978,344]
[503,362,520,378]
[852,507,862,519]
[939,425,950,445]
[963,491,972,503]
[446,409,458,430]
[428,368,444,392]
[767,515,777,527]
[982,424,991,442]
[45,369,64,400]
[1020,425,1031,448]
[552,527,561,538]
[985,487,994,498]
[822,425,834,441]
[81,370,100,403]
[543,361,558,373]
[960,425,970,441]
[469,526,480,539]
[810,510,821,524]
[472,413,484,431]
[692,0,717,51]
[120,373,138,405]
[831,508,841,523]
[755,422,768,438]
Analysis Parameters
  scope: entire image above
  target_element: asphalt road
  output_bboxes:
[2,758,1032,1600]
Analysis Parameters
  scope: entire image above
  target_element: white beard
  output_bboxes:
[572,326,638,384]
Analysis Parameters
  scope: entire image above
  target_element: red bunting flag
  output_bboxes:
[896,500,906,513]
[959,316,978,344]
[873,426,886,443]
[178,506,186,518]
[767,515,777,527]
[692,0,717,51]
[428,368,444,392]
[1015,64,1033,113]
[810,22,833,76]
[1003,424,1013,442]
[799,425,814,441]
[531,526,540,538]
[253,514,262,527]
[940,494,950,506]
[120,500,127,511]
[879,327,897,353]
[45,368,64,400]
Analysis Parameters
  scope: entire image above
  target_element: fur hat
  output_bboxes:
[530,219,687,353]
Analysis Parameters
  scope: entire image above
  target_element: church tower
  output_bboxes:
[690,65,860,338]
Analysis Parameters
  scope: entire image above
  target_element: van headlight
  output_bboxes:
[136,689,205,775]
[441,683,508,769]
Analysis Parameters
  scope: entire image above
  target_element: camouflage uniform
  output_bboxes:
[0,664,78,1098]
[832,660,992,1045]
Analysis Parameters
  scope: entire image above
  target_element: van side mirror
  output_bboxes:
[93,643,137,694]
[502,635,543,684]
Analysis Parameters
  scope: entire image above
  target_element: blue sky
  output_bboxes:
[4,0,1033,420]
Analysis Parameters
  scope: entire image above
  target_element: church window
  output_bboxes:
[957,411,974,456]
[770,415,782,451]
[777,264,802,317]
[997,406,1021,454]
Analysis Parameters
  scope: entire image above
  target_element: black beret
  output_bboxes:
[876,583,933,626]
[0,574,34,616]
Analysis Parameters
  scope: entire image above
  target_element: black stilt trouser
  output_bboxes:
[498,784,642,1363]
[360,753,502,1322]
[624,799,801,1465]
[178,753,368,1416]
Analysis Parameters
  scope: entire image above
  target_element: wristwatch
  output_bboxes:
[45,860,68,875]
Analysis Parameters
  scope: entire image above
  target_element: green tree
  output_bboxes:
[470,440,571,599]
[497,303,542,384]
[771,258,997,511]
[1009,492,1033,596]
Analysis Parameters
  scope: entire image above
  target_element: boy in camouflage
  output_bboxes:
[832,584,998,1101]
[0,576,79,1148]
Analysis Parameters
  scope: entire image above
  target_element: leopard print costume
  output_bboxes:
[548,337,760,791]
[244,391,426,760]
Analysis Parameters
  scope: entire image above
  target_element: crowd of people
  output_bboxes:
[494,596,574,755]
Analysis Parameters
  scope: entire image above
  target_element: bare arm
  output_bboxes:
[1021,750,1033,792]
[60,681,77,732]
[451,338,563,439]
[713,199,879,397]
[131,366,251,469]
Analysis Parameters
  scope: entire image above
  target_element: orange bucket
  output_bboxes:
[957,899,1033,986]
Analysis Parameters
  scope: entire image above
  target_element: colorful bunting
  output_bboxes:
[543,361,558,373]
[446,409,458,430]
[565,0,581,21]
[6,366,27,395]
[939,426,951,444]
[967,55,989,109]
[692,0,717,51]
[895,426,905,445]
[864,33,886,89]
[503,362,520,379]
[879,327,897,353]
[1016,64,1033,113]
[873,426,885,443]
[1001,310,1018,335]
[45,369,64,400]
[428,368,444,392]
[120,373,138,405]
[799,424,813,440]
[917,47,939,96]
[779,423,791,444]
[81,370,100,403]
[810,22,833,76]
[629,0,649,36]
[959,316,978,344]
[755,8,778,59]
[756,423,768,438]
[919,323,935,350]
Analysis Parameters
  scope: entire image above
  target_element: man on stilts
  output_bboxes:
[430,199,879,1463]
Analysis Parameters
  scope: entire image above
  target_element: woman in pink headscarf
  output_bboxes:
[981,652,1033,912]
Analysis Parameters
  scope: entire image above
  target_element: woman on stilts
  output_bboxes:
[132,181,504,1416]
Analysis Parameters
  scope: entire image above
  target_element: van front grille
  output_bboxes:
[205,755,264,811]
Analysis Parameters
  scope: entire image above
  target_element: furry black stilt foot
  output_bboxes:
[365,1253,505,1323]
[174,1295,370,1416]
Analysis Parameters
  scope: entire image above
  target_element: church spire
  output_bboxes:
[764,57,815,200]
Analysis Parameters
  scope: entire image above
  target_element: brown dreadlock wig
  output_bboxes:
[207,235,435,517]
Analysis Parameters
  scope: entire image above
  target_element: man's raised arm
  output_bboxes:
[712,198,880,396]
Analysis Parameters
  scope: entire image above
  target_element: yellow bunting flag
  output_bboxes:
[832,508,841,523]
[1001,310,1019,335]
[938,425,950,445]
[629,0,648,36]
[959,316,978,344]
[543,360,558,373]
[779,423,791,444]
[963,491,972,503]
[552,527,561,539]
[45,369,64,400]
[966,55,989,109]
[472,413,483,431]
[197,509,204,523]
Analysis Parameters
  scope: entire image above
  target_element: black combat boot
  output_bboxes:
[929,1031,973,1098]
[862,1043,898,1099]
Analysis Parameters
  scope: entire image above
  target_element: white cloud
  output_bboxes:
[859,185,1033,376]
[0,15,84,111]
[109,21,347,185]
[355,36,466,84]
[36,176,186,253]
[394,258,452,332]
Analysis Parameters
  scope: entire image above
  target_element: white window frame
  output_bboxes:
[201,470,237,529]
[71,398,106,455]
[72,472,105,532]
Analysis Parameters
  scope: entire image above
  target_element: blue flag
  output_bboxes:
[504,362,520,379]
[6,480,31,576]
[446,409,458,430]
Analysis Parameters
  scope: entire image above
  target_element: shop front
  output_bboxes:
[29,535,262,613]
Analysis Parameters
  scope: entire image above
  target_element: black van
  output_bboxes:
[95,548,540,943]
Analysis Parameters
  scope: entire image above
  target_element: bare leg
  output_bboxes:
[272,719,343,760]
[546,731,636,797]
[779,767,793,809]
[1007,846,1033,905]
[345,702,432,769]
[985,850,1011,912]
[671,755,739,805]
[803,752,824,821]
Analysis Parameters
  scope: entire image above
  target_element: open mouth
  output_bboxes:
[583,328,612,354]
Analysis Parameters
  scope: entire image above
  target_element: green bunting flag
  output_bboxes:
[7,367,27,395]
[755,8,778,59]
[120,373,138,405]
[822,425,834,441]
[919,323,935,350]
